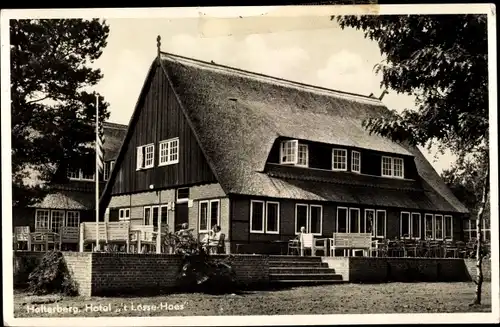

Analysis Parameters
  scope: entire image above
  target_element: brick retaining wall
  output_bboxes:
[62,252,93,297]
[322,257,473,282]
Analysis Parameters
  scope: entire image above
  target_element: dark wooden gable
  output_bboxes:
[110,63,217,195]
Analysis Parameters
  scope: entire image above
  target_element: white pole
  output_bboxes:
[95,95,99,251]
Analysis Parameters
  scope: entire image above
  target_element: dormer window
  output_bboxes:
[280,140,308,167]
[351,150,361,173]
[332,148,347,171]
[381,156,404,178]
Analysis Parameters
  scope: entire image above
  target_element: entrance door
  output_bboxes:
[174,202,189,232]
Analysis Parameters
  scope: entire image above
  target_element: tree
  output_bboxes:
[336,14,489,305]
[10,19,110,207]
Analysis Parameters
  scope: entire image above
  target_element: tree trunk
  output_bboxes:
[472,166,489,305]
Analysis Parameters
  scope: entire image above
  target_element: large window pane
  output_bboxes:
[310,205,322,234]
[411,213,421,239]
[199,202,208,231]
[400,212,410,238]
[251,201,264,232]
[337,207,348,233]
[376,211,386,238]
[349,208,360,233]
[296,204,308,233]
[365,210,375,235]
[266,202,279,233]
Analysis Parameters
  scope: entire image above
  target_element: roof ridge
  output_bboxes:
[159,51,384,106]
[103,121,128,129]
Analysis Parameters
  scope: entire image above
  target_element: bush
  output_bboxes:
[14,255,41,288]
[172,231,239,294]
[27,251,78,296]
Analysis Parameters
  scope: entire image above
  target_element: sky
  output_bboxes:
[91,16,455,173]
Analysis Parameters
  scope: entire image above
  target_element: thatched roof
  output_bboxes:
[31,191,95,210]
[102,122,128,161]
[155,52,467,214]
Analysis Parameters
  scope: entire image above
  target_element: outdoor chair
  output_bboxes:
[30,230,61,252]
[130,225,158,253]
[443,240,458,258]
[13,226,31,251]
[287,239,301,255]
[301,233,327,256]
[375,239,389,257]
[455,241,467,258]
[404,239,418,257]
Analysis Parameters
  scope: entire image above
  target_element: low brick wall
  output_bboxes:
[13,252,270,296]
[322,257,472,282]
[62,252,93,297]
[91,253,183,296]
[465,259,492,282]
[91,253,270,296]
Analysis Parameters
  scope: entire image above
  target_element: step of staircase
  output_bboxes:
[269,273,343,281]
[270,267,335,274]
[268,255,343,283]
[269,255,324,261]
[268,261,329,268]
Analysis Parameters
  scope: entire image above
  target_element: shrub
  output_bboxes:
[14,255,40,288]
[27,251,78,296]
[172,231,239,294]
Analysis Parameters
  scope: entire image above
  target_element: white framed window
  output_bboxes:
[435,214,444,240]
[159,137,179,166]
[381,156,404,178]
[104,160,115,181]
[67,168,95,181]
[381,156,393,177]
[250,200,280,234]
[66,211,80,227]
[35,209,50,230]
[160,205,169,226]
[280,140,298,164]
[444,215,453,240]
[336,207,348,233]
[393,158,404,178]
[400,212,410,238]
[143,205,159,226]
[411,213,421,239]
[250,200,265,233]
[280,140,308,167]
[375,210,387,238]
[424,213,434,240]
[136,144,155,170]
[199,199,220,232]
[295,204,322,235]
[297,144,309,167]
[119,208,130,221]
[266,202,280,234]
[332,149,347,171]
[51,210,65,233]
[349,208,361,233]
[364,209,375,236]
[67,168,80,180]
[351,151,361,173]
[464,219,490,241]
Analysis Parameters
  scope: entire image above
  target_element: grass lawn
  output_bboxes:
[14,282,491,317]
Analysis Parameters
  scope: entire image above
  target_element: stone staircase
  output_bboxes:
[268,255,343,284]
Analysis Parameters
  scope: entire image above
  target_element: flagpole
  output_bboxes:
[95,95,100,251]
